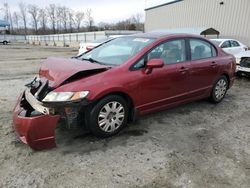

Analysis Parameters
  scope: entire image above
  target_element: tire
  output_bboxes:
[86,95,129,138]
[210,75,229,103]
[3,41,7,45]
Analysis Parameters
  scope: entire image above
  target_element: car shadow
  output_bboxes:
[54,94,237,155]
[55,120,149,155]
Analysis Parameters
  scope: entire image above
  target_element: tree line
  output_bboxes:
[0,2,144,35]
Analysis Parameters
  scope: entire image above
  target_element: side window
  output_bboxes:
[148,39,186,64]
[221,41,231,48]
[190,39,217,60]
[231,40,240,47]
[133,57,146,69]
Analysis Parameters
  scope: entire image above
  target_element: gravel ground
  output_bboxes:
[0,43,250,188]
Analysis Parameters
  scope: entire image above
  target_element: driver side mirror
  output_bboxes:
[145,59,164,74]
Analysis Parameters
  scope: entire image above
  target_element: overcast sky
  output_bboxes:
[0,0,172,23]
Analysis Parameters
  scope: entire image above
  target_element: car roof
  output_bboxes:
[211,38,238,42]
[129,31,205,39]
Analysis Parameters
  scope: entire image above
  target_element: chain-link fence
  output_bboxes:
[26,30,143,47]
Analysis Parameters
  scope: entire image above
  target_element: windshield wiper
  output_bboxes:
[82,57,103,64]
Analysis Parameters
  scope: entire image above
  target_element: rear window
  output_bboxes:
[231,40,240,47]
[190,39,217,60]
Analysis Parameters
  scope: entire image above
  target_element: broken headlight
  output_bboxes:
[42,91,89,102]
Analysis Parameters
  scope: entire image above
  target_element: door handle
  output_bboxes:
[179,66,189,73]
[211,61,217,68]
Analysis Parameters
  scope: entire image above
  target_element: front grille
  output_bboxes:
[240,57,250,68]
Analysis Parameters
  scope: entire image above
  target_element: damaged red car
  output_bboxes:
[13,32,236,150]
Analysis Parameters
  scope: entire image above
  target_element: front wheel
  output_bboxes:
[87,95,128,137]
[3,41,7,45]
[210,75,228,103]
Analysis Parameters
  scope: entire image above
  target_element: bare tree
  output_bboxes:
[130,13,143,30]
[46,4,57,34]
[19,2,28,37]
[12,12,20,31]
[75,11,84,31]
[116,19,131,30]
[3,3,10,22]
[85,8,94,31]
[61,6,69,32]
[68,9,75,33]
[28,4,39,34]
[39,8,47,34]
[98,22,112,30]
[1,3,13,33]
[9,11,13,33]
[56,6,62,32]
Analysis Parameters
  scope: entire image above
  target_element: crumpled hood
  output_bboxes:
[39,57,109,88]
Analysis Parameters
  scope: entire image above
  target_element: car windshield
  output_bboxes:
[79,37,155,66]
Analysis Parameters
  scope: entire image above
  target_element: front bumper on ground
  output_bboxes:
[13,90,60,150]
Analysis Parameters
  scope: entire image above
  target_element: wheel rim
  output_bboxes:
[215,79,227,100]
[98,101,125,133]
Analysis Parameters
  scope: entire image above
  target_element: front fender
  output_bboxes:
[88,87,131,101]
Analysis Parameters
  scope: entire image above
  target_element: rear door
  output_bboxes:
[187,38,219,97]
[230,40,245,54]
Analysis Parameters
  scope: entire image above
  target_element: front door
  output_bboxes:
[135,39,191,113]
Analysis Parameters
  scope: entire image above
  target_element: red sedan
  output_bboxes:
[13,32,236,150]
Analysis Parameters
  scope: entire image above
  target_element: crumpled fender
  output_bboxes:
[13,93,60,150]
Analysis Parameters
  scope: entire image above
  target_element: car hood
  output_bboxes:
[235,50,250,59]
[39,57,110,88]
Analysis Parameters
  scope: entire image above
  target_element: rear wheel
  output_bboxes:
[3,41,7,45]
[210,75,228,103]
[87,95,128,137]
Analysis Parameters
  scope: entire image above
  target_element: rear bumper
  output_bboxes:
[13,92,60,150]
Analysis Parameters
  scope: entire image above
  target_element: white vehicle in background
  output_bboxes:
[78,35,123,56]
[0,37,10,45]
[210,39,248,56]
[235,51,250,77]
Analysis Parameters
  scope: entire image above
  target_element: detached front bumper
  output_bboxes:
[13,90,60,150]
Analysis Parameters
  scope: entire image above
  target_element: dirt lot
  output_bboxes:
[0,43,249,188]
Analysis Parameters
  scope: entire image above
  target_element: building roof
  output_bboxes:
[0,20,10,27]
[145,0,184,11]
[151,27,220,36]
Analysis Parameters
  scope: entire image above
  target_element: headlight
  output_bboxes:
[42,91,89,102]
[235,58,241,65]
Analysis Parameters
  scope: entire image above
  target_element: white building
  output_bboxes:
[145,0,250,46]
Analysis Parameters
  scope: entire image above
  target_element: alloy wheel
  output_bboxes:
[215,79,227,100]
[98,101,125,133]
